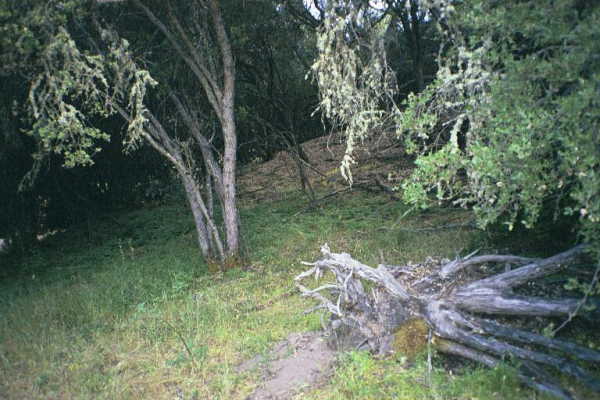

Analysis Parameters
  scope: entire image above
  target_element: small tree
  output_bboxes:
[3,0,243,264]
[121,0,242,262]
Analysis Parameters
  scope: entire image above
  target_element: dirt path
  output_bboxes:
[239,332,336,400]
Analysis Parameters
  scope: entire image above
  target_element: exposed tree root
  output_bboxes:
[296,244,600,399]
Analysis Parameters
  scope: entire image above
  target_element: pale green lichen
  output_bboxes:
[25,17,156,170]
[313,0,600,259]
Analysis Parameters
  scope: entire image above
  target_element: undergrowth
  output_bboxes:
[0,190,562,399]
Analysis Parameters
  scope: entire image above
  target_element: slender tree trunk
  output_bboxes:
[409,0,424,92]
[180,168,226,261]
[180,173,211,257]
[205,167,214,220]
[413,53,424,93]
[134,0,242,262]
[210,0,240,258]
[221,113,240,257]
[394,0,425,93]
[168,92,225,203]
[111,101,226,262]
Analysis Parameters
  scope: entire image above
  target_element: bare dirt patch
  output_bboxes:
[238,134,410,204]
[239,331,336,400]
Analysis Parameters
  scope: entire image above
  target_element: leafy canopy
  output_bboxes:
[314,0,600,253]
[1,0,155,170]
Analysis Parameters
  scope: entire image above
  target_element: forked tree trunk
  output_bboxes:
[111,99,227,262]
[134,0,242,263]
[296,244,600,400]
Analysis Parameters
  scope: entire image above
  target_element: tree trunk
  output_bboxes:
[210,0,240,259]
[394,0,426,93]
[111,101,227,262]
[180,173,211,258]
[409,0,424,93]
[296,244,600,400]
[221,111,240,258]
[134,0,242,263]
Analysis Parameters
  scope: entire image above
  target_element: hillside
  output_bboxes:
[0,136,592,400]
[238,133,409,204]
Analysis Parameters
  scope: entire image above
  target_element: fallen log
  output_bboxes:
[296,244,600,400]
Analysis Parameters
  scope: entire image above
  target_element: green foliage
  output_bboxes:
[311,4,396,182]
[28,26,156,167]
[226,0,322,163]
[307,350,530,400]
[314,0,600,257]
[400,0,600,256]
[2,1,156,169]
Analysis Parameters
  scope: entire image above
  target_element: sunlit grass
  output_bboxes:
[0,190,545,399]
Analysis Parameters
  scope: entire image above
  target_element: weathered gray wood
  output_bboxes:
[315,244,411,301]
[440,254,535,279]
[437,338,575,400]
[463,245,587,290]
[519,360,575,400]
[475,319,600,362]
[453,293,579,316]
[296,244,598,399]
[434,337,499,367]
[457,332,600,392]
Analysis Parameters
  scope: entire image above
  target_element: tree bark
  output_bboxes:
[180,173,211,257]
[110,100,226,261]
[209,0,240,258]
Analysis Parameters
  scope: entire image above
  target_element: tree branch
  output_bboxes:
[440,254,536,279]
[464,245,587,290]
[455,332,600,392]
[476,318,600,362]
[132,0,223,116]
[454,293,578,317]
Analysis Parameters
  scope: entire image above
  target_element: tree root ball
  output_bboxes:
[297,244,600,399]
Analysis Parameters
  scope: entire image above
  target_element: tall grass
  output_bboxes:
[0,191,545,399]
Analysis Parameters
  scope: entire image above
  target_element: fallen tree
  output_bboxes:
[296,244,600,400]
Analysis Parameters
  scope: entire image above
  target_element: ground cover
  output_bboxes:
[1,137,594,399]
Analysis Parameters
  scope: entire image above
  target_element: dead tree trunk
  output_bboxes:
[296,244,600,400]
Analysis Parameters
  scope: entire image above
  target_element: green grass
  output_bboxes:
[306,351,528,400]
[0,190,557,399]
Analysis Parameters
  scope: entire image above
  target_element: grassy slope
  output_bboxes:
[0,191,559,399]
